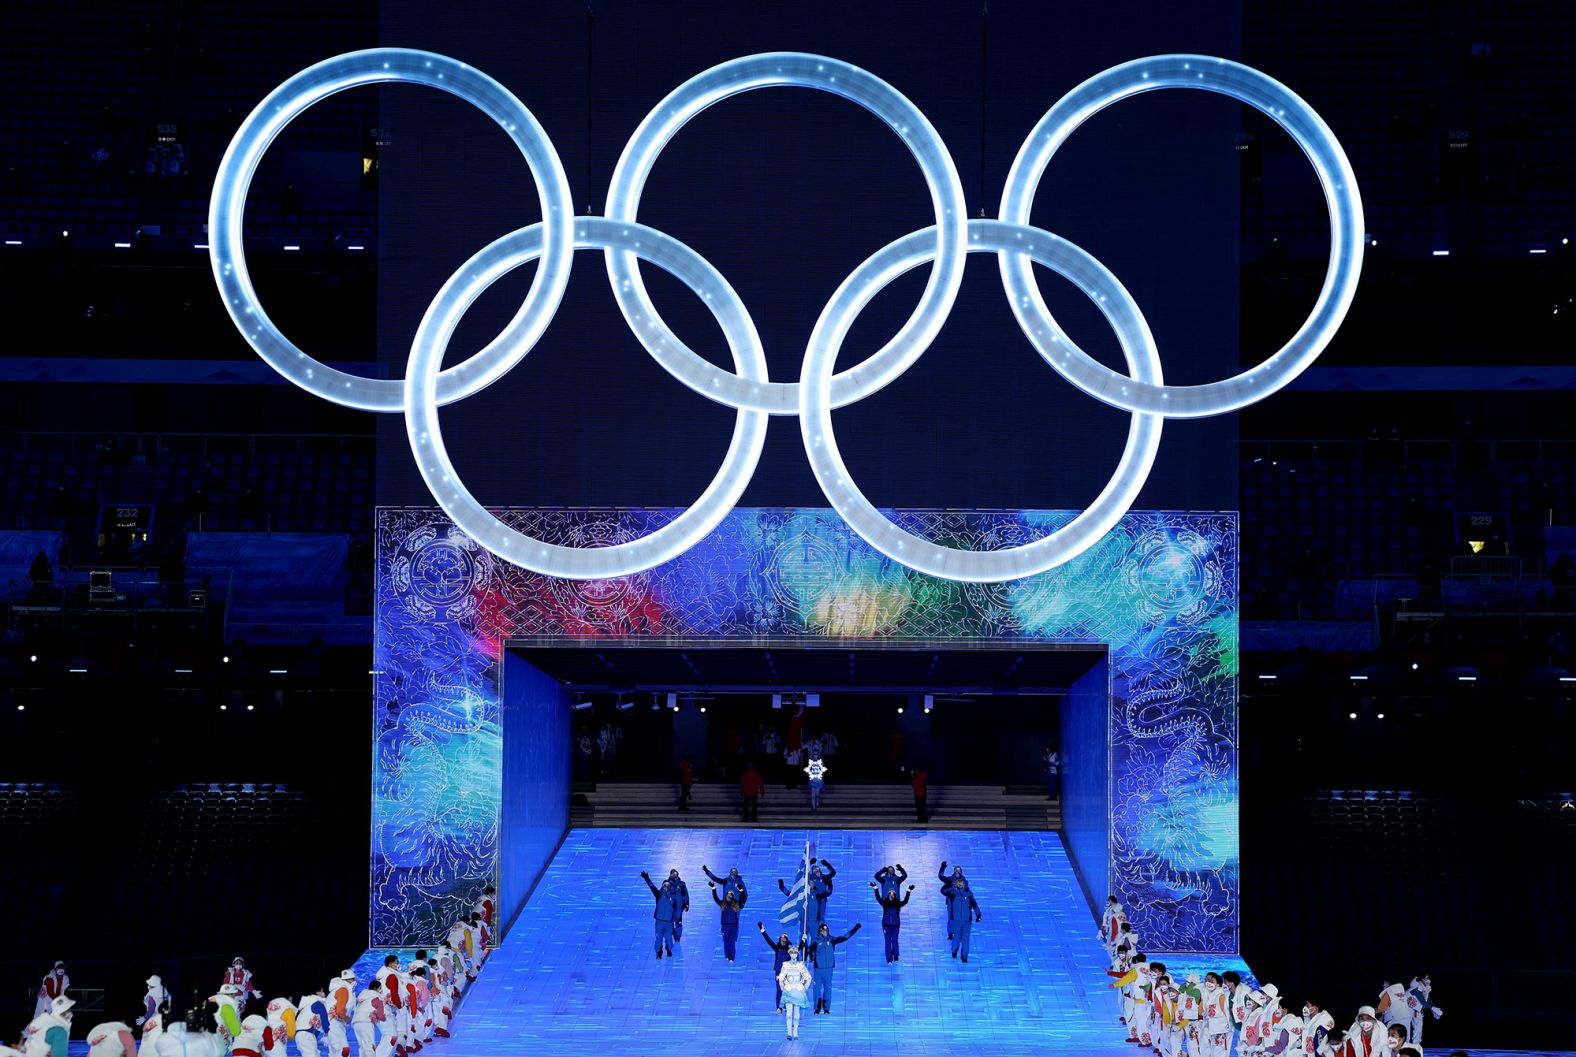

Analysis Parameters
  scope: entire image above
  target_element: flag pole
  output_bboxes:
[801,840,812,946]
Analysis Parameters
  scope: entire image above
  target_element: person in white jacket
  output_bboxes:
[775,946,813,1041]
[34,964,69,1021]
[446,920,474,981]
[352,988,391,1057]
[1404,976,1441,1044]
[137,978,169,1029]
[1200,973,1233,1057]
[326,971,357,1057]
[1375,979,1413,1032]
[220,959,262,1017]
[262,998,295,1057]
[84,1023,137,1057]
[23,995,74,1057]
[230,1016,266,1057]
[138,1018,224,1057]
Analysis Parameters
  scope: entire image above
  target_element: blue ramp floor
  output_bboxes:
[442,827,1134,1057]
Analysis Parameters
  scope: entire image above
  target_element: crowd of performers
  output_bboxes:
[1100,897,1444,1057]
[7,891,500,1057]
[642,857,982,1041]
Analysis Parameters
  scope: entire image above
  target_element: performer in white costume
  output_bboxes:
[34,965,69,1021]
[24,997,74,1057]
[1405,976,1441,1044]
[775,946,813,1041]
[208,986,242,1044]
[263,998,296,1057]
[230,1016,266,1057]
[326,971,357,1057]
[137,978,169,1028]
[84,1023,138,1057]
[294,989,330,1057]
[352,988,391,1057]
[221,959,263,1016]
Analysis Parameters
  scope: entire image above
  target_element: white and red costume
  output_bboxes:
[1201,980,1233,1057]
[85,1023,137,1057]
[1406,977,1441,1044]
[1340,1010,1385,1057]
[35,965,69,1020]
[221,962,262,1016]
[230,1017,265,1057]
[262,999,295,1057]
[326,973,356,1057]
[352,988,390,1057]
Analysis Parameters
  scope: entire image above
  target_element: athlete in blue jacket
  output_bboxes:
[756,922,794,1011]
[807,921,862,1014]
[641,871,678,959]
[710,882,748,961]
[703,864,747,902]
[874,863,908,900]
[938,860,969,938]
[873,883,915,963]
[666,869,692,943]
[947,876,982,961]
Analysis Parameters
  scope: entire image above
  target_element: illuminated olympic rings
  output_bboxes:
[209,48,1363,583]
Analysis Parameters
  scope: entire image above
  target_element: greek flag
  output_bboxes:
[777,841,812,944]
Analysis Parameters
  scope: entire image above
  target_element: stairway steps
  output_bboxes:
[570,783,1061,831]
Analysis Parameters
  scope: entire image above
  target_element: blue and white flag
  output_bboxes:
[777,841,813,943]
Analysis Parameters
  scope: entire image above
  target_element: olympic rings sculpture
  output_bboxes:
[210,48,1363,583]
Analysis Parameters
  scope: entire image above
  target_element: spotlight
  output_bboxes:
[698,706,707,714]
[222,655,230,664]
[16,704,24,712]
[220,704,229,711]
[61,230,69,238]
[1410,662,1419,671]
[1376,712,1385,719]
[28,654,37,663]
[571,697,593,712]
[896,705,905,715]
[1349,712,1357,720]
[246,704,255,711]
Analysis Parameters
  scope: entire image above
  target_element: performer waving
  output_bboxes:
[872,882,915,963]
[710,881,747,961]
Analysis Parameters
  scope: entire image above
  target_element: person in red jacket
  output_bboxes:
[740,762,764,822]
[678,755,694,812]
[911,768,929,823]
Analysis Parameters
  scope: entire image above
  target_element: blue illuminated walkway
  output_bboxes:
[443,827,1130,1056]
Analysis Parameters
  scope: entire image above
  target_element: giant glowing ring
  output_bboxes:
[405,216,770,580]
[209,48,575,412]
[799,218,1164,583]
[999,54,1363,418]
[604,52,968,415]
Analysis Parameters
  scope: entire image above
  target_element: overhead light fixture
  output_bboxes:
[1257,674,1277,680]
[1350,675,1368,681]
[923,693,934,714]
[1348,712,1357,720]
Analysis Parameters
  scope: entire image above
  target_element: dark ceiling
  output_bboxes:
[509,644,1103,695]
